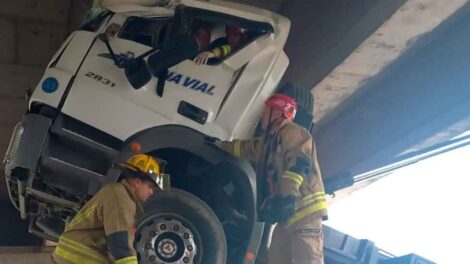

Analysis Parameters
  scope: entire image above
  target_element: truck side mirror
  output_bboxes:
[125,58,152,89]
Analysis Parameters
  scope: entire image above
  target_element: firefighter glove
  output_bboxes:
[290,154,312,176]
[260,195,295,223]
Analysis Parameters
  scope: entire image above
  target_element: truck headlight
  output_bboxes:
[3,122,24,165]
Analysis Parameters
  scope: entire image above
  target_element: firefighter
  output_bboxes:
[52,154,165,264]
[216,93,328,264]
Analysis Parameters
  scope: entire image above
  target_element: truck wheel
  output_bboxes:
[135,189,227,264]
[279,82,315,130]
[279,82,314,115]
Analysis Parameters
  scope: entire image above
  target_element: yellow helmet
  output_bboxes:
[121,154,161,175]
[115,154,170,190]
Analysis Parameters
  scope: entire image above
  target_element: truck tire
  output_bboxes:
[279,82,314,130]
[135,189,227,264]
[279,82,313,115]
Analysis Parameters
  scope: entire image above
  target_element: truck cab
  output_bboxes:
[3,1,292,263]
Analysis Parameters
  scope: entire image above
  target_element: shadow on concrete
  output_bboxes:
[0,199,42,246]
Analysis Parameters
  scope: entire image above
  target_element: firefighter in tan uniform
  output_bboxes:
[217,94,328,264]
[52,154,165,264]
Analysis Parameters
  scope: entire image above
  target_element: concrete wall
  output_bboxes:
[0,0,91,196]
[0,0,91,245]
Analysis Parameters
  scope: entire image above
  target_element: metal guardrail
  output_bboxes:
[354,134,470,183]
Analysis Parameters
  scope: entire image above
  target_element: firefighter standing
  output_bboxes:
[52,154,165,264]
[217,94,328,264]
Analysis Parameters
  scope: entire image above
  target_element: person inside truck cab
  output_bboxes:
[194,25,247,65]
[120,5,213,91]
[147,23,211,73]
[53,154,167,264]
[146,23,211,89]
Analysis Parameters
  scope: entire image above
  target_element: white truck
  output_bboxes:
[3,1,314,263]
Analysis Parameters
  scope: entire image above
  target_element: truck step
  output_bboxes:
[50,113,121,159]
[39,156,106,195]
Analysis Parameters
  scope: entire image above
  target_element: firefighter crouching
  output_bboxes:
[53,154,168,264]
[217,93,328,264]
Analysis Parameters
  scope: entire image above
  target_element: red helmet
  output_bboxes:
[225,25,244,36]
[194,27,211,50]
[265,94,297,120]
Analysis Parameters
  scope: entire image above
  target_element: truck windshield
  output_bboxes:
[119,16,171,47]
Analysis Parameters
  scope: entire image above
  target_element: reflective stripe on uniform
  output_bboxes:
[296,197,327,213]
[116,256,138,264]
[55,246,103,264]
[68,204,97,229]
[212,45,232,58]
[287,191,328,227]
[233,140,242,157]
[282,171,304,188]
[220,45,232,57]
[295,192,326,210]
[56,236,108,263]
[287,200,328,227]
